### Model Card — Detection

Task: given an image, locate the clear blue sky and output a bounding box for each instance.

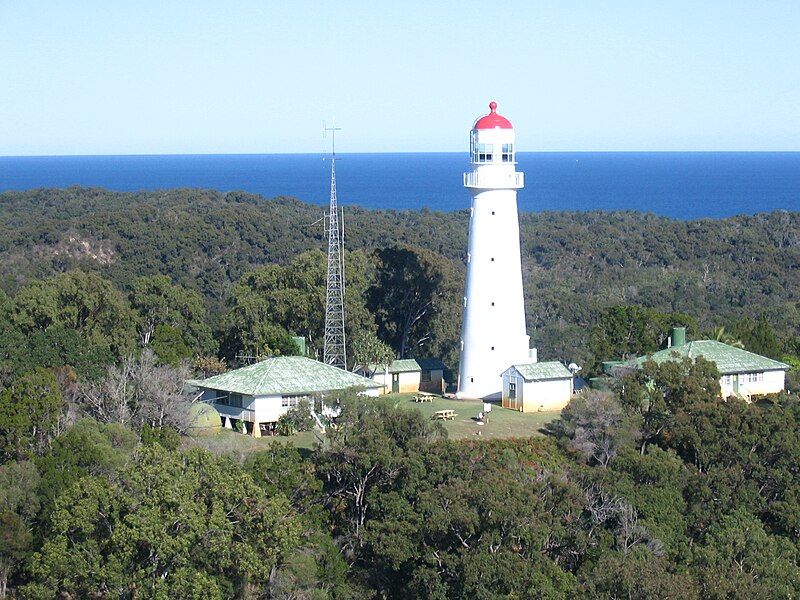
[2,1,798,155]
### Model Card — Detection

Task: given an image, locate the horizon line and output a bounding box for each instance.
[3,149,800,159]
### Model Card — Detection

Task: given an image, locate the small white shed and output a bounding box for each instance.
[501,361,573,412]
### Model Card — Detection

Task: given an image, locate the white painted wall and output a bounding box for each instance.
[458,124,530,400]
[522,378,573,412]
[501,368,573,412]
[397,371,421,393]
[206,386,380,427]
[362,368,427,394]
[253,394,287,423]
[720,369,786,398]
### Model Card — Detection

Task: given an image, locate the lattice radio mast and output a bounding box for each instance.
[323,121,347,369]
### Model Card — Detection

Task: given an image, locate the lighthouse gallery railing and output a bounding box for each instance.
[463,171,524,189]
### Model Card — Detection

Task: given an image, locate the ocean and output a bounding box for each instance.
[1,152,799,219]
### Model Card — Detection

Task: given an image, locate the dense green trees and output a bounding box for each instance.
[129,274,215,358]
[23,446,303,599]
[1,377,800,597]
[3,188,800,375]
[0,369,63,462]
[2,188,800,596]
[220,249,377,365]
[587,305,697,370]
[368,246,461,365]
[13,270,137,359]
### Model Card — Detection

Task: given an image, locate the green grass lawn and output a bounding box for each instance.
[183,428,321,455]
[185,394,561,454]
[387,393,561,440]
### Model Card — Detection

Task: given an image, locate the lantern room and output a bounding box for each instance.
[470,101,516,166]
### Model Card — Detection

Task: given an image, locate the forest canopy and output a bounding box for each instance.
[1,187,800,597]
[1,187,799,377]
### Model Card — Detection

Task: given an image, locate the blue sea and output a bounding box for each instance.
[1,152,799,219]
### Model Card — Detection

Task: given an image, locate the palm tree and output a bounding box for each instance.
[711,326,744,348]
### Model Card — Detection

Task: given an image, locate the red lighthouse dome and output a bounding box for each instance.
[473,101,513,130]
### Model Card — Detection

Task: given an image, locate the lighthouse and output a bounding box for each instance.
[457,101,534,400]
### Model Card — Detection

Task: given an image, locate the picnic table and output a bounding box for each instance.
[432,409,457,421]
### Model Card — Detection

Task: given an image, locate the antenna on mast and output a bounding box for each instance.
[322,120,347,370]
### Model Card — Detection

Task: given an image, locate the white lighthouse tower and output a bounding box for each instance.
[457,101,534,400]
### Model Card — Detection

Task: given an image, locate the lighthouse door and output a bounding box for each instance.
[507,379,520,411]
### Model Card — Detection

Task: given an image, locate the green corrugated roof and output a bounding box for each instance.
[365,359,421,373]
[629,340,790,374]
[388,359,421,373]
[511,361,573,380]
[198,356,382,396]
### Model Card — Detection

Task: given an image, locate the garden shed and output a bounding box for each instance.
[501,361,574,412]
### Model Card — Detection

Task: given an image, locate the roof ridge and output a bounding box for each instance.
[253,357,279,396]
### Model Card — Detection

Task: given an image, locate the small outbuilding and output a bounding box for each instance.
[501,361,574,412]
[417,358,447,394]
[197,356,381,436]
[355,358,447,395]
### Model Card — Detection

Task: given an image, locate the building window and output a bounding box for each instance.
[421,370,432,383]
[491,302,495,306]
[490,257,494,262]
[502,143,514,162]
[472,141,494,163]
[509,381,517,400]
[230,393,244,408]
[491,211,495,215]
[491,346,495,350]
[470,377,474,383]
[741,372,763,384]
[281,395,308,408]
[722,374,734,387]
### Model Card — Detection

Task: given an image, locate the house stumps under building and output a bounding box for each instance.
[196,356,381,436]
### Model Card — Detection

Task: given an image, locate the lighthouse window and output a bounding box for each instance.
[502,143,514,162]
[474,143,493,163]
[491,257,495,262]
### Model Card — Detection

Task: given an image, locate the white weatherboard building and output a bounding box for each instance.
[626,329,790,401]
[501,362,574,412]
[457,102,535,400]
[196,356,381,436]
